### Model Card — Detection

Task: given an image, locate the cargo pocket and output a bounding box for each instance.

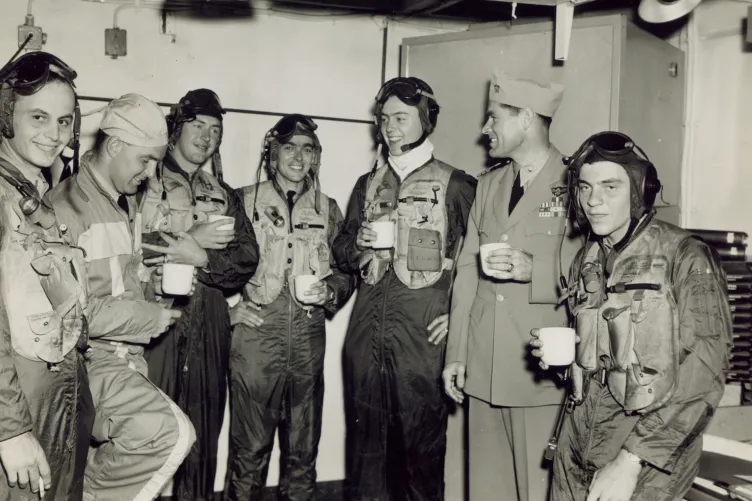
[28,312,64,363]
[602,295,634,370]
[407,228,442,272]
[574,306,600,370]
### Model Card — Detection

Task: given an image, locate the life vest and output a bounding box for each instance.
[241,181,331,308]
[359,159,453,290]
[141,160,230,234]
[0,165,87,364]
[569,219,687,414]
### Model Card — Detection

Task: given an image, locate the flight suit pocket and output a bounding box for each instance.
[574,306,599,370]
[602,295,634,370]
[407,228,442,272]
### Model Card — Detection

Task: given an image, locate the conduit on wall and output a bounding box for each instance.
[77,95,374,125]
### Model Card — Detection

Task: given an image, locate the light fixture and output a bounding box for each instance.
[638,0,703,24]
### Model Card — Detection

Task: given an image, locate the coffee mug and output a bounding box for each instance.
[537,327,577,366]
[162,263,195,296]
[295,275,320,304]
[208,214,234,231]
[370,220,395,249]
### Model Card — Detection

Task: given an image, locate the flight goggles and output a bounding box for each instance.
[272,114,318,142]
[567,131,651,170]
[0,51,77,90]
[375,78,436,106]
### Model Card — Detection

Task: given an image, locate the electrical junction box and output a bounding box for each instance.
[18,19,46,50]
[105,28,127,59]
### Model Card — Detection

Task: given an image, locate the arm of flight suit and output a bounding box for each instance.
[332,174,370,276]
[530,219,581,305]
[447,170,479,266]
[446,176,483,365]
[0,212,33,442]
[197,185,259,291]
[322,200,357,315]
[86,295,166,344]
[332,174,369,275]
[622,238,732,472]
[47,192,168,345]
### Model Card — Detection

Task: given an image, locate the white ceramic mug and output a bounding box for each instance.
[370,220,395,249]
[537,327,577,366]
[161,263,195,296]
[208,214,234,231]
[479,242,511,277]
[295,275,320,304]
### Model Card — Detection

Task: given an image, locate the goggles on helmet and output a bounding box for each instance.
[0,51,77,91]
[375,78,436,106]
[272,113,318,144]
[566,131,650,171]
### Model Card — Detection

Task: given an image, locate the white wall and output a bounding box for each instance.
[0,0,468,486]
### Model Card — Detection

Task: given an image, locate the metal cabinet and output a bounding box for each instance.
[402,13,685,225]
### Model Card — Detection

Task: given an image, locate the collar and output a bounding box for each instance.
[0,151,49,196]
[90,166,120,202]
[387,138,435,181]
[515,144,554,189]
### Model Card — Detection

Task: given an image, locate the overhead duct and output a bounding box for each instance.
[273,0,461,13]
[638,0,703,23]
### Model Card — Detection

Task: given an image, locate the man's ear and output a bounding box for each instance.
[105,136,123,159]
[521,107,535,131]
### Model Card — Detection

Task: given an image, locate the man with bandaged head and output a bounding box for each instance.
[529,132,732,501]
[443,72,580,501]
[223,114,355,500]
[49,93,197,501]
[332,77,477,500]
[140,88,259,501]
[0,50,94,501]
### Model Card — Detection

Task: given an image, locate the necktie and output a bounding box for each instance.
[286,190,297,211]
[508,171,524,215]
[117,194,129,216]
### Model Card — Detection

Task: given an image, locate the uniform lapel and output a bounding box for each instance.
[491,165,515,231]
[503,148,564,232]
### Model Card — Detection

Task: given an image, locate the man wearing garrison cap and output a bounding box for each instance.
[443,72,581,501]
[48,94,198,501]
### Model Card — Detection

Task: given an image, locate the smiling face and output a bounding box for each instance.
[481,102,526,159]
[6,80,75,169]
[274,134,315,186]
[578,160,633,244]
[379,95,424,157]
[173,114,221,166]
[107,138,167,195]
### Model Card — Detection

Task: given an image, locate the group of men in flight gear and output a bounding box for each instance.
[0,44,731,501]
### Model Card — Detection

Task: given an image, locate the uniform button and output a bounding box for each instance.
[193,215,198,220]
[496,294,504,302]
[547,230,552,235]
[501,234,508,242]
[288,243,292,249]
[287,258,292,264]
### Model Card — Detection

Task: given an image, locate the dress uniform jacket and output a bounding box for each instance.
[447,147,582,407]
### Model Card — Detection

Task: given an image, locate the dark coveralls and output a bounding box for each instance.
[552,222,733,501]
[143,154,260,501]
[225,183,356,501]
[332,163,477,501]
